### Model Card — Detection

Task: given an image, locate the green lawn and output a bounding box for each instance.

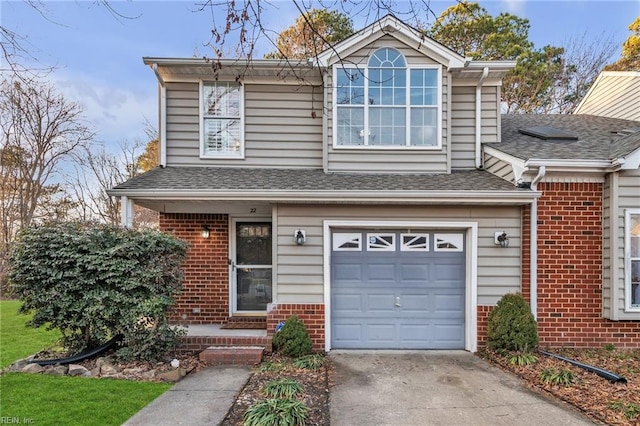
[0,373,171,426]
[0,300,61,368]
[0,300,171,425]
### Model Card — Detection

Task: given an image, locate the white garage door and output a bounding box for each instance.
[331,230,466,349]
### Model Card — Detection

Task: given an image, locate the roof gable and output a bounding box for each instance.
[574,71,640,121]
[316,15,466,68]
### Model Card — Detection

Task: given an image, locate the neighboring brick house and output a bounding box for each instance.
[109,15,640,352]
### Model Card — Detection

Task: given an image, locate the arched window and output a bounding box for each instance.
[335,48,440,148]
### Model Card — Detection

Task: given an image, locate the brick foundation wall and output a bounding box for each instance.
[160,213,229,324]
[476,306,492,348]
[267,304,325,351]
[520,182,640,348]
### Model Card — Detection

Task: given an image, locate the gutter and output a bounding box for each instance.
[152,63,167,167]
[530,165,546,320]
[475,67,489,169]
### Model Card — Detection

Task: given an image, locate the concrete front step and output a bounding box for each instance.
[199,346,265,366]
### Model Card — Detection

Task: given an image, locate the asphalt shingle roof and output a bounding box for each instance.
[491,114,640,161]
[111,167,521,193]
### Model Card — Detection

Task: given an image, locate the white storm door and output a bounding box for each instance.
[231,221,272,313]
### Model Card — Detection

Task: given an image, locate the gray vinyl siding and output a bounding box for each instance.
[608,169,640,319]
[484,153,515,184]
[274,204,522,305]
[576,73,640,121]
[165,82,323,167]
[326,36,449,173]
[450,85,500,170]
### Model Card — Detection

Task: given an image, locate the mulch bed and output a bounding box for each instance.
[482,348,640,425]
[220,354,330,426]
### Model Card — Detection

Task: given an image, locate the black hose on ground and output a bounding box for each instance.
[540,350,627,384]
[28,334,124,366]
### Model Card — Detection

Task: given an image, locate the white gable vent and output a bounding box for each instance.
[519,126,578,140]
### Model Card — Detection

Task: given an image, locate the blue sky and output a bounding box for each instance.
[1,0,638,148]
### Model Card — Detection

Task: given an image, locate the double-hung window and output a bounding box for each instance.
[334,47,440,148]
[200,81,244,158]
[626,210,640,311]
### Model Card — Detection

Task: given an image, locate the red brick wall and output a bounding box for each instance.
[267,304,325,351]
[160,213,230,324]
[477,306,492,347]
[519,182,640,348]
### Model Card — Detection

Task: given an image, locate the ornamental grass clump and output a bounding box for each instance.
[487,293,538,354]
[263,378,304,399]
[243,398,309,426]
[272,315,312,358]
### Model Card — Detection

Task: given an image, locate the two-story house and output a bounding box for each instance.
[109,15,640,353]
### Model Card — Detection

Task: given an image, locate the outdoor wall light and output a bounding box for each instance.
[201,225,210,239]
[495,231,509,248]
[294,229,306,245]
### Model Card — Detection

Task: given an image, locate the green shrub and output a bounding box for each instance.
[263,378,304,399]
[8,222,188,361]
[487,293,538,353]
[272,315,312,358]
[243,398,308,426]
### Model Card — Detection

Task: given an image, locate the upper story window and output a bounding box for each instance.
[626,210,640,311]
[200,81,244,158]
[334,48,441,149]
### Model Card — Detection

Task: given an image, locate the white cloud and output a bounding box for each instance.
[497,0,528,16]
[49,70,156,149]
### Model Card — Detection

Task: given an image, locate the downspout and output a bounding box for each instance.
[530,166,546,320]
[152,64,167,168]
[475,67,489,169]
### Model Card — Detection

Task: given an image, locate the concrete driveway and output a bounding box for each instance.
[329,351,595,426]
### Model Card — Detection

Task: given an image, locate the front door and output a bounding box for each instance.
[233,221,272,313]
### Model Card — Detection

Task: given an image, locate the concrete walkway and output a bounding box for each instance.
[122,366,251,426]
[329,351,595,426]
[123,351,596,426]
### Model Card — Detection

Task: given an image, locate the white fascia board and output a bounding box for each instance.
[106,189,538,204]
[457,60,517,70]
[142,57,309,68]
[316,15,465,68]
[524,158,611,170]
[483,146,527,170]
[143,57,318,84]
[615,147,640,170]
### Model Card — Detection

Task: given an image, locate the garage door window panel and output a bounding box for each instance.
[367,233,395,251]
[434,233,464,252]
[401,233,429,251]
[333,233,362,251]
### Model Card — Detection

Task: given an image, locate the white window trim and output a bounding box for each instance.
[331,61,442,151]
[199,80,245,159]
[624,209,640,312]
